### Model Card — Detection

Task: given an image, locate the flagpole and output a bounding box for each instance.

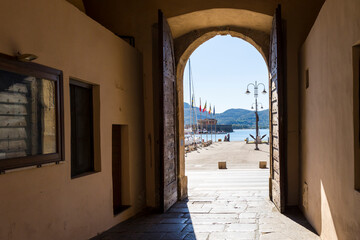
[203,100,207,143]
[199,110,201,147]
[192,99,196,148]
[193,103,196,147]
[206,111,208,142]
[210,105,212,142]
[211,119,213,142]
[194,104,197,148]
[206,113,210,141]
[199,98,202,147]
[215,118,217,142]
[215,108,217,143]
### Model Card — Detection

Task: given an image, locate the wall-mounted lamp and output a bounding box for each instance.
[16,52,38,62]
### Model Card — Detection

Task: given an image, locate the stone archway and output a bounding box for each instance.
[171,23,271,199]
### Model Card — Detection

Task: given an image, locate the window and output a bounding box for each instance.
[0,54,64,171]
[70,79,99,178]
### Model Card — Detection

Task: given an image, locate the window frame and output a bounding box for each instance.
[69,78,96,178]
[0,53,64,171]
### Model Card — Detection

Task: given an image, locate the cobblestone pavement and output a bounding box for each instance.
[92,142,319,240]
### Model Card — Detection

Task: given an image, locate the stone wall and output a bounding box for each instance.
[300,0,360,238]
[0,0,145,239]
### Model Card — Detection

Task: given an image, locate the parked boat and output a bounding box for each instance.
[184,135,202,146]
[198,129,208,134]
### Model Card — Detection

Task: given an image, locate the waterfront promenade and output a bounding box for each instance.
[186,141,269,170]
[92,142,319,240]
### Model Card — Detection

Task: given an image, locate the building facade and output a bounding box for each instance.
[0,0,359,239]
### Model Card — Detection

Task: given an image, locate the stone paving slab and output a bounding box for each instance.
[91,142,319,240]
[184,233,209,240]
[160,218,189,224]
[94,232,166,240]
[225,223,258,232]
[184,224,226,233]
[208,231,256,240]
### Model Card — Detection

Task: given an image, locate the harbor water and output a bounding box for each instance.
[194,129,269,142]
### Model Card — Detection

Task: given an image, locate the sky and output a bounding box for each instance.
[183,35,269,114]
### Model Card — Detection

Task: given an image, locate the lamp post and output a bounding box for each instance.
[246,81,267,150]
[251,103,264,110]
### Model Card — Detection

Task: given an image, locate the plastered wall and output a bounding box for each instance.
[0,0,145,239]
[84,0,325,207]
[300,0,360,238]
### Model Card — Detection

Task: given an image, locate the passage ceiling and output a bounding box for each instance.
[168,8,273,39]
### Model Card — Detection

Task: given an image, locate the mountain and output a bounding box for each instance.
[184,102,269,129]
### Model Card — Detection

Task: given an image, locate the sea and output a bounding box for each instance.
[195,129,270,142]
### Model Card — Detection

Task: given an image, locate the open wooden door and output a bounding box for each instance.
[158,10,178,212]
[269,5,286,213]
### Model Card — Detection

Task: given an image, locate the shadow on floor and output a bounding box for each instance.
[284,207,318,235]
[91,200,196,240]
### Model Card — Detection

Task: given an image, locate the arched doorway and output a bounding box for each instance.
[175,29,269,199]
[157,6,285,212]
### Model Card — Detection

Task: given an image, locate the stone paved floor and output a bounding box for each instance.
[92,142,319,240]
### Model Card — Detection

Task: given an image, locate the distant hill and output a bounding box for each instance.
[184,102,269,129]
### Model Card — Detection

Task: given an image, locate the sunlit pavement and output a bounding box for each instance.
[92,142,319,240]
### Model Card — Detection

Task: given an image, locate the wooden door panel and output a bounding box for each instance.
[271,179,281,209]
[269,5,286,213]
[273,136,279,149]
[272,104,278,114]
[274,169,280,182]
[159,10,178,212]
[272,114,278,125]
[272,125,279,135]
[273,148,279,160]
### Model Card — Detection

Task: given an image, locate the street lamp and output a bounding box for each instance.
[251,102,264,110]
[246,81,267,150]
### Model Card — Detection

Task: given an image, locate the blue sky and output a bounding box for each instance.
[183,35,269,114]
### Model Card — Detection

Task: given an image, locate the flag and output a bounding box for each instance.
[209,104,211,114]
[191,94,194,108]
[213,105,215,116]
[199,98,202,112]
[203,101,207,112]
